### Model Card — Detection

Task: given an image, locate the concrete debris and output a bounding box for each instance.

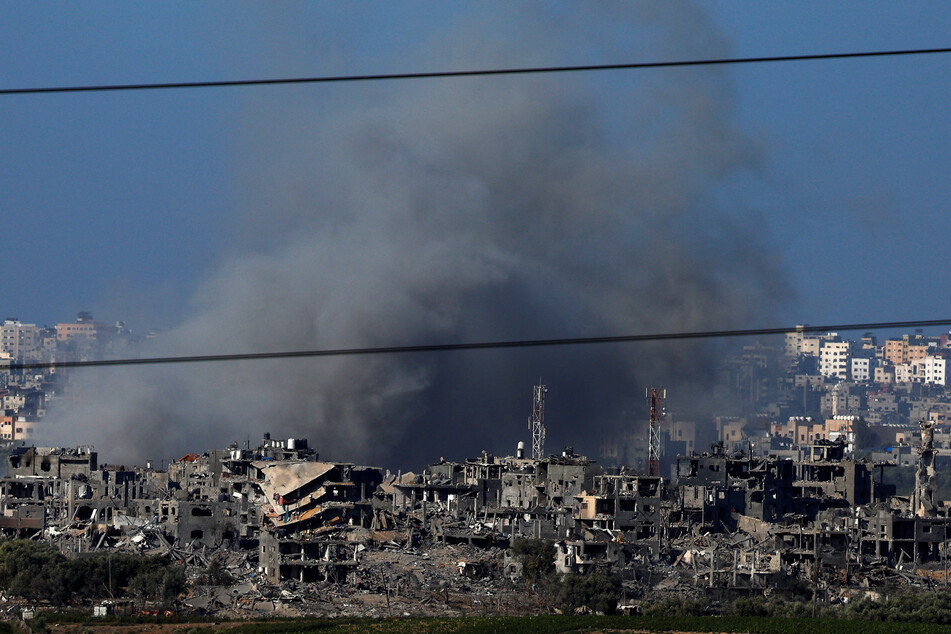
[1,431,951,617]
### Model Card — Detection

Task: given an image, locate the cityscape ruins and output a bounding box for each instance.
[4,317,951,616]
[0,417,949,617]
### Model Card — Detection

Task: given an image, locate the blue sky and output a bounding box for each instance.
[4,2,951,463]
[2,1,950,332]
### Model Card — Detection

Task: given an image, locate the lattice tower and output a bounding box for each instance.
[529,382,547,460]
[647,387,666,477]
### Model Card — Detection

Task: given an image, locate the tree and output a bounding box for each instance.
[129,557,186,602]
[0,540,186,605]
[512,539,555,585]
[0,540,72,604]
[556,573,621,615]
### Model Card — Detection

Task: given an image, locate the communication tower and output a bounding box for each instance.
[647,387,666,477]
[529,382,548,460]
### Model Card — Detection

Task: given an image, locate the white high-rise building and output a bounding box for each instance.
[922,356,948,386]
[820,341,850,380]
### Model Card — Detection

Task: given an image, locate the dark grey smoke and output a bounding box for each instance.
[45,4,790,468]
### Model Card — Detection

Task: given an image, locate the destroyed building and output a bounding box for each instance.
[0,414,949,613]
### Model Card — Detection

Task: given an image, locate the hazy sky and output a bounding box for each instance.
[2,2,951,464]
[2,3,949,330]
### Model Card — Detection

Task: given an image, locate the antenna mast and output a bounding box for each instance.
[647,387,666,476]
[529,382,548,460]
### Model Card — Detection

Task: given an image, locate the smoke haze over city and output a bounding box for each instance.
[35,5,787,466]
[4,4,951,466]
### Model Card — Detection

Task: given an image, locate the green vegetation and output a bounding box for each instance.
[512,539,622,615]
[511,538,554,584]
[642,596,713,617]
[25,595,951,634]
[731,595,812,619]
[845,592,951,625]
[555,572,622,615]
[0,539,185,605]
[91,614,951,634]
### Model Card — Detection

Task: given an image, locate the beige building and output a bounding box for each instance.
[669,419,709,455]
[874,365,895,384]
[801,337,823,357]
[894,363,914,383]
[824,415,863,453]
[55,321,96,342]
[0,320,41,360]
[0,416,36,442]
[771,417,822,445]
[718,418,746,446]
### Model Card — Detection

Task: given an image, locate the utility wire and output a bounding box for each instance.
[7,318,951,372]
[2,46,951,96]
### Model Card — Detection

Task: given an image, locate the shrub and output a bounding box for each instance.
[129,557,187,602]
[642,596,710,618]
[0,540,186,604]
[556,573,622,615]
[0,540,71,604]
[512,539,555,585]
[732,596,769,617]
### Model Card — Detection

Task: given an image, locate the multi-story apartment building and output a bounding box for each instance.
[55,320,96,342]
[785,326,814,357]
[884,334,931,366]
[786,328,842,359]
[820,340,850,380]
[874,364,895,384]
[824,415,863,453]
[801,337,822,358]
[884,339,903,365]
[771,416,823,445]
[0,415,36,441]
[895,363,914,383]
[851,356,876,382]
[0,319,41,361]
[921,355,948,386]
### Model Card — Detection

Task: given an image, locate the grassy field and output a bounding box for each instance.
[30,614,951,634]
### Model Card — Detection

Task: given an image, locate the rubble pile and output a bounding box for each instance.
[1,426,950,617]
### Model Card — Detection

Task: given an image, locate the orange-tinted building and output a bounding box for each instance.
[55,321,96,342]
[884,334,931,365]
[0,416,36,441]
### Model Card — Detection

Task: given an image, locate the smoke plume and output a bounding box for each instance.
[46,4,790,468]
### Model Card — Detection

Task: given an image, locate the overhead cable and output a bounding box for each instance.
[7,318,951,372]
[2,46,950,96]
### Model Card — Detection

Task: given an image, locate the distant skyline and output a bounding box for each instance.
[2,3,950,333]
[3,3,951,465]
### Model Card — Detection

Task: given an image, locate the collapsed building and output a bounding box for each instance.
[0,415,949,608]
[0,435,382,584]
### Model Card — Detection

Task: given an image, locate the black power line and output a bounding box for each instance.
[3,46,950,96]
[7,318,951,372]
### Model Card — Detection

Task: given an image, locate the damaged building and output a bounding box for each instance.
[0,414,949,611]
